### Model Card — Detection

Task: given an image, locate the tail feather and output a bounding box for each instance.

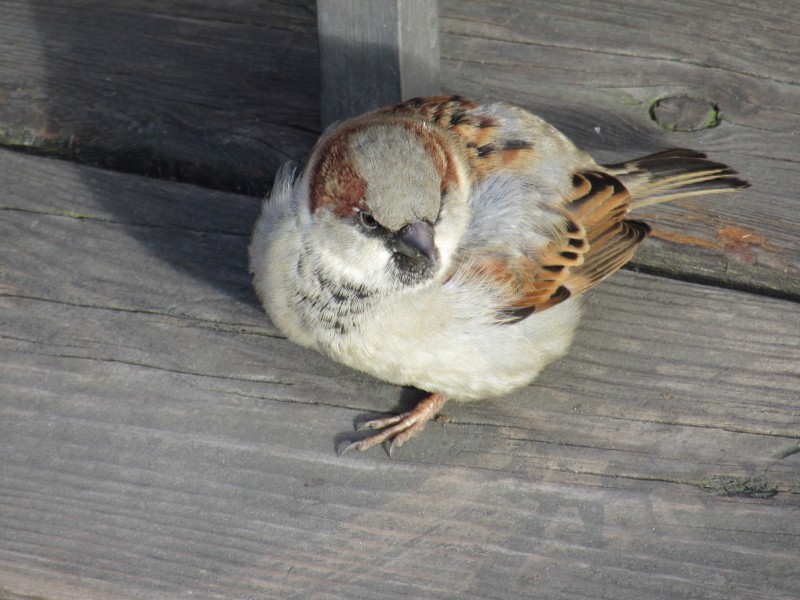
[603,148,750,210]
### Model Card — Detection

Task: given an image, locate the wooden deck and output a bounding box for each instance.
[1,1,798,598]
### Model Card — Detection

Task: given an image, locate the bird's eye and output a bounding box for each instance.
[358,211,378,230]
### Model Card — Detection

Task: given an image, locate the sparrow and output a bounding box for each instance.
[249,95,748,454]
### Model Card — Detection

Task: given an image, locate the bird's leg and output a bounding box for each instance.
[341,392,448,455]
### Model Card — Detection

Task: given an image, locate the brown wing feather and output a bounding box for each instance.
[477,170,649,321]
[560,171,649,296]
[389,98,646,319]
[381,98,746,322]
[480,166,650,322]
[604,148,750,209]
[469,212,592,322]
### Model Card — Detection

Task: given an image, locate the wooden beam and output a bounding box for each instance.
[317,0,440,126]
[1,148,798,600]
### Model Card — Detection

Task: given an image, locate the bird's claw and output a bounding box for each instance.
[339,392,448,456]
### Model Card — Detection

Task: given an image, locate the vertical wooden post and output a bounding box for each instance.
[317,0,440,127]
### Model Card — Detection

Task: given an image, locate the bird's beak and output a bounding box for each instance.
[391,220,437,264]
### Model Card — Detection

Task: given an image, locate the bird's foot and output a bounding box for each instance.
[341,392,447,456]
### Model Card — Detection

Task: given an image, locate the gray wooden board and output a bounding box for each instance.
[1,0,797,300]
[0,0,321,196]
[1,150,798,599]
[317,0,440,126]
[439,0,800,298]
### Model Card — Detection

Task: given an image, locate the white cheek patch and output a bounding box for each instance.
[311,218,394,289]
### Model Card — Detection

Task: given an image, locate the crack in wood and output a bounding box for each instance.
[0,203,252,237]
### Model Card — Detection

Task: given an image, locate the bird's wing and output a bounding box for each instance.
[461,169,648,322]
[381,96,648,320]
[381,96,745,322]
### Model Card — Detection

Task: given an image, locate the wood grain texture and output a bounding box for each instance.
[0,0,320,196]
[317,0,440,126]
[439,0,800,298]
[1,0,796,300]
[1,2,799,598]
[1,149,798,599]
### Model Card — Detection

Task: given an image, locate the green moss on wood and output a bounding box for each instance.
[648,95,721,132]
[698,475,778,499]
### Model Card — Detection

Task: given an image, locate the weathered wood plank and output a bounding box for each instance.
[2,356,797,599]
[0,0,320,196]
[439,0,800,298]
[317,0,440,126]
[1,150,797,598]
[441,0,799,157]
[1,146,798,440]
[1,0,797,298]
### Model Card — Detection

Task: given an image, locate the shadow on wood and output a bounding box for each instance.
[318,0,440,126]
[9,0,321,195]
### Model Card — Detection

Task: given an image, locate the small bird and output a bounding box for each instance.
[249,95,748,454]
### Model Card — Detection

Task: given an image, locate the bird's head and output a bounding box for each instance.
[288,115,473,292]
